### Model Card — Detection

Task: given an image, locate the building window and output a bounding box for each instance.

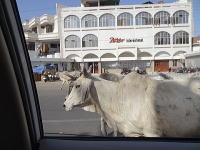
[50,43,58,48]
[173,10,189,24]
[82,34,98,47]
[65,35,81,48]
[31,27,37,33]
[155,31,170,45]
[117,12,133,26]
[46,24,53,33]
[99,13,115,27]
[154,11,170,25]
[64,15,80,28]
[27,42,35,50]
[173,31,189,44]
[173,60,178,67]
[135,12,152,25]
[82,14,97,28]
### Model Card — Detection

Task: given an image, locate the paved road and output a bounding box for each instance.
[36,81,102,136]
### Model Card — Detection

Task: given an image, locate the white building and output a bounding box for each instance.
[185,36,200,67]
[23,0,193,73]
[23,14,70,71]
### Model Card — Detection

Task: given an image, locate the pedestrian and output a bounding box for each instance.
[169,67,171,72]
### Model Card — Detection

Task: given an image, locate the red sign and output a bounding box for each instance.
[109,37,125,43]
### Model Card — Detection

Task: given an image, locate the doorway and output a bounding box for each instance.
[87,62,98,73]
[154,60,169,72]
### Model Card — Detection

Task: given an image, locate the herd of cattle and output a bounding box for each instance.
[56,69,200,138]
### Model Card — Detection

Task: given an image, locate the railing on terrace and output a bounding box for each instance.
[28,17,40,27]
[61,2,191,12]
[40,14,54,24]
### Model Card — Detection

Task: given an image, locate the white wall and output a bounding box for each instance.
[186,55,200,67]
[193,45,200,52]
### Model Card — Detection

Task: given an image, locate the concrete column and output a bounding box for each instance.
[58,63,63,71]
[67,63,72,71]
[169,60,173,68]
[150,60,155,73]
[80,62,84,71]
[93,62,95,73]
[98,62,102,74]
[35,41,42,57]
[37,25,41,34]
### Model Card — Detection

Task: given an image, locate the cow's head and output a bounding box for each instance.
[63,68,92,111]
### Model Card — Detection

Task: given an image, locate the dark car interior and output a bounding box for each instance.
[1,0,200,150]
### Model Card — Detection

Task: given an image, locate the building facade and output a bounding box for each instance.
[23,0,193,73]
[23,14,70,71]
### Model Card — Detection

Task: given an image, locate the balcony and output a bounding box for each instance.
[29,17,40,28]
[38,52,61,58]
[38,32,59,40]
[46,53,61,58]
[54,53,61,58]
[24,32,38,40]
[40,14,54,25]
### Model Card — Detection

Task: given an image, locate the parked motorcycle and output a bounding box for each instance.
[121,68,131,75]
[42,72,59,82]
[42,74,48,82]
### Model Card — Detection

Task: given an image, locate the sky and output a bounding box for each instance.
[16,0,200,36]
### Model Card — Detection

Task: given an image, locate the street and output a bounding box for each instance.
[36,81,102,136]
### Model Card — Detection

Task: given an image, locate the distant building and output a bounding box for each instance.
[185,36,200,67]
[23,0,194,72]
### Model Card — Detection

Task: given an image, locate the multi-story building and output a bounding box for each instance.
[24,0,193,73]
[23,13,70,71]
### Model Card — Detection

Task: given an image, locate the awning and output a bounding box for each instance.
[32,65,57,74]
[30,58,73,62]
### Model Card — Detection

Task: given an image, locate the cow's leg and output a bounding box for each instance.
[143,128,161,137]
[112,122,118,137]
[113,127,118,137]
[100,117,107,136]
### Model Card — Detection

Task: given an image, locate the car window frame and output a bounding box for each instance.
[2,0,200,149]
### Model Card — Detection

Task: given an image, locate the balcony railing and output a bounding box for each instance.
[40,14,54,25]
[29,17,40,27]
[38,32,59,40]
[38,51,60,58]
[24,32,38,40]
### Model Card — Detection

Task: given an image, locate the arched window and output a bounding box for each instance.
[65,35,81,48]
[173,31,189,44]
[173,10,189,24]
[117,12,133,26]
[136,12,152,25]
[99,13,115,27]
[82,34,98,47]
[82,14,97,28]
[155,31,170,45]
[64,15,80,28]
[154,11,170,25]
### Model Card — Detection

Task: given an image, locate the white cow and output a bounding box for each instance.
[64,69,200,137]
[64,72,123,136]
